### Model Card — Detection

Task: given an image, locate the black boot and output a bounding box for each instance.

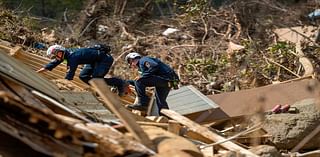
[118,81,130,97]
[126,103,148,111]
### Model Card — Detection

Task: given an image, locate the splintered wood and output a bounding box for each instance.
[0,77,154,156]
[89,79,155,150]
[161,109,259,157]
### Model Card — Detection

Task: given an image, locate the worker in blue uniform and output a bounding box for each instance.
[125,52,179,113]
[37,44,128,96]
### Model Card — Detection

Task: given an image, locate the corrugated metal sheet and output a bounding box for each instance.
[61,91,116,122]
[151,85,219,116]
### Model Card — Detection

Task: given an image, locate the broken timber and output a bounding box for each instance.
[141,125,203,157]
[161,109,258,157]
[89,78,155,150]
[0,87,154,156]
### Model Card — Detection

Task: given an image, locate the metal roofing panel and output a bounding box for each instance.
[61,91,117,121]
[151,85,219,116]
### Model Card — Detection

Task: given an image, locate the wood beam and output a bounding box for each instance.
[89,79,155,150]
[161,109,258,157]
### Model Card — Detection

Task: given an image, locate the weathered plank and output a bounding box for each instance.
[161,109,258,157]
[2,79,49,109]
[0,130,47,157]
[167,120,182,135]
[0,90,154,156]
[147,90,155,116]
[89,79,154,149]
[31,90,91,122]
[142,125,203,157]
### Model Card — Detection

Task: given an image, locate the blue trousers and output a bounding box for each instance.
[134,76,171,111]
[104,77,126,89]
[79,54,113,84]
[79,64,125,88]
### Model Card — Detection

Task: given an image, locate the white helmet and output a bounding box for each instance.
[125,52,142,64]
[46,45,66,57]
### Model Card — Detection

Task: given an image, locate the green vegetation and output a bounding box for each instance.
[184,39,299,90]
[0,0,84,18]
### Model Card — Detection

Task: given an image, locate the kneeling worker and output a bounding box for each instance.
[37,44,128,96]
[125,52,179,114]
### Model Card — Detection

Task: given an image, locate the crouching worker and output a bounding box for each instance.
[37,44,129,96]
[125,52,179,114]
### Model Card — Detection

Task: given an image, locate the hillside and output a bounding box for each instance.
[1,0,319,94]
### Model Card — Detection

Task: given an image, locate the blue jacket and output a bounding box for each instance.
[137,56,179,81]
[44,48,113,80]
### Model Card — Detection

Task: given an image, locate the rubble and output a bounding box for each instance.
[1,1,320,156]
[1,40,320,156]
[249,145,281,157]
[263,99,320,150]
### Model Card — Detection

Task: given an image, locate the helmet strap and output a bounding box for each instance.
[56,51,65,61]
[130,58,139,68]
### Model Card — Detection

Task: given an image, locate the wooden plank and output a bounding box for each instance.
[147,90,155,116]
[19,54,82,77]
[2,79,48,109]
[9,46,22,56]
[0,93,84,156]
[15,49,75,73]
[17,56,88,89]
[0,44,12,51]
[161,109,258,157]
[136,121,168,129]
[89,79,154,149]
[0,130,47,157]
[235,134,271,145]
[11,47,88,89]
[167,120,182,135]
[132,113,154,122]
[0,51,92,121]
[0,91,154,156]
[31,90,91,122]
[142,125,203,157]
[184,130,213,143]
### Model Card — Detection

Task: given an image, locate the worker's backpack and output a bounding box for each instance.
[90,44,111,54]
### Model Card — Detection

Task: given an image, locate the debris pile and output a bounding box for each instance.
[1,43,320,157]
[1,1,320,156]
